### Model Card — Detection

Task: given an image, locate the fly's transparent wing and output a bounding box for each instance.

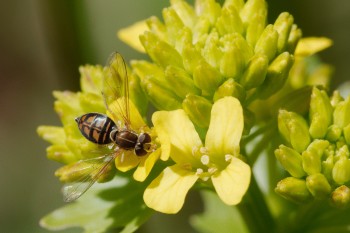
[102,52,131,128]
[62,152,119,202]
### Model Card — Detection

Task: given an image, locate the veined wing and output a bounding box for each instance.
[62,152,119,202]
[102,52,131,128]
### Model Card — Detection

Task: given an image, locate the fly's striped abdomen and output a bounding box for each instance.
[75,113,116,145]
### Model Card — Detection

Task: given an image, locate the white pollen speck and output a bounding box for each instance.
[196,168,203,175]
[208,167,218,174]
[225,154,233,162]
[192,146,198,156]
[200,147,208,154]
[201,155,210,165]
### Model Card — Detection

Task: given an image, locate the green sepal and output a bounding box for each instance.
[182,94,212,128]
[275,177,311,204]
[213,79,246,102]
[219,34,253,79]
[78,92,105,113]
[145,16,167,42]
[37,126,66,145]
[343,124,350,145]
[306,173,331,199]
[302,139,329,175]
[245,11,267,48]
[331,185,350,208]
[202,31,222,69]
[333,158,350,185]
[162,7,184,46]
[195,0,221,26]
[322,153,334,182]
[215,5,243,36]
[333,96,350,129]
[53,91,83,125]
[140,31,183,69]
[240,0,267,29]
[170,0,196,29]
[128,72,149,118]
[164,65,200,99]
[254,24,278,61]
[273,12,294,54]
[278,109,311,153]
[239,54,268,90]
[193,59,223,97]
[326,124,342,142]
[275,145,306,178]
[182,43,204,73]
[286,24,302,54]
[140,76,182,111]
[79,65,104,95]
[309,87,333,139]
[256,52,294,99]
[223,0,245,10]
[46,145,77,164]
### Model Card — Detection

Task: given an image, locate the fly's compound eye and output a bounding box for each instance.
[134,133,153,156]
[137,133,151,144]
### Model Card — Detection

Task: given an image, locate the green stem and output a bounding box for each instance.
[237,174,275,233]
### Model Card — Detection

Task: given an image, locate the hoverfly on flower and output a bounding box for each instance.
[62,52,154,202]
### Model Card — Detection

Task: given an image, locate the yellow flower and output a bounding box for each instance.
[144,97,251,213]
[108,98,161,182]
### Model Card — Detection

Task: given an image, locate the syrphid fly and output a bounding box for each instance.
[62,52,153,202]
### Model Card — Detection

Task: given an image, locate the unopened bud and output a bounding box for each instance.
[309,87,333,139]
[331,185,350,208]
[275,177,311,204]
[273,12,294,54]
[216,5,243,36]
[275,145,305,178]
[302,139,329,175]
[256,52,294,99]
[239,54,268,90]
[193,60,224,97]
[140,31,183,68]
[333,96,350,129]
[254,25,278,61]
[213,79,246,102]
[165,65,200,99]
[326,125,342,142]
[182,94,212,128]
[278,109,310,153]
[141,76,182,110]
[332,158,350,185]
[306,173,331,199]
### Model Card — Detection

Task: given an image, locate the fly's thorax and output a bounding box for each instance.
[112,130,138,150]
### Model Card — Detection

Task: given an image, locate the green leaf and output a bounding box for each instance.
[190,190,248,233]
[40,176,154,233]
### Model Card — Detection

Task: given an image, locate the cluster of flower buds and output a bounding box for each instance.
[275,87,350,207]
[121,0,300,130]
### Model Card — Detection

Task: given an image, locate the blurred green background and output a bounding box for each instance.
[0,1,349,232]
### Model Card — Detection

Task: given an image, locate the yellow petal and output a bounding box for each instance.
[295,37,333,57]
[108,98,146,131]
[133,149,161,182]
[152,110,203,165]
[211,157,251,205]
[143,164,199,214]
[115,150,139,172]
[206,97,244,159]
[117,20,147,53]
